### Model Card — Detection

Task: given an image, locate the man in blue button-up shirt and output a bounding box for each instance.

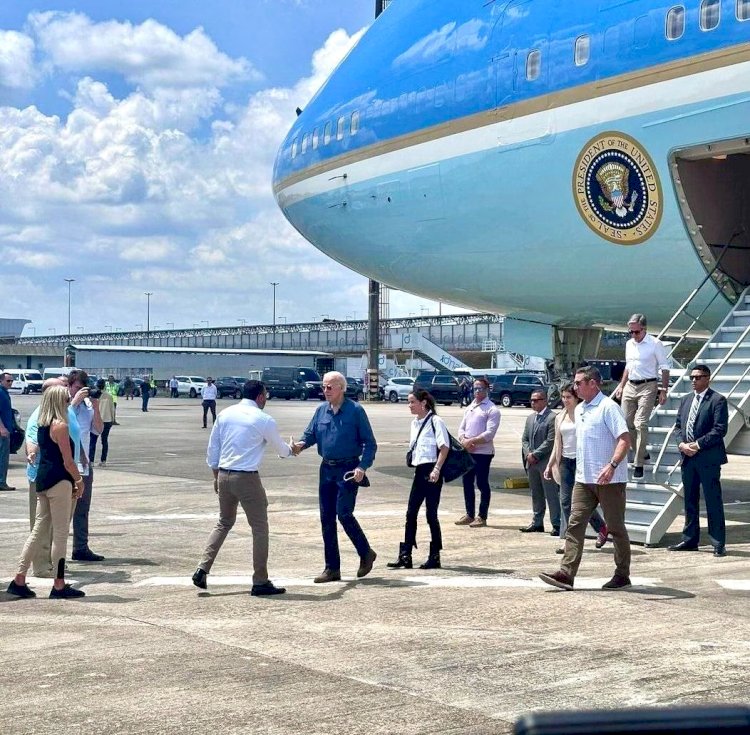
[295,371,377,583]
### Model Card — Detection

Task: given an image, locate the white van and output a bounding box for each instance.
[42,367,74,381]
[5,369,44,394]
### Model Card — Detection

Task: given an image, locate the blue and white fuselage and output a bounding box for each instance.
[273,0,750,329]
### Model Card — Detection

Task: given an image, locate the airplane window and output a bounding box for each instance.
[700,0,720,30]
[666,6,685,39]
[312,128,319,149]
[526,49,541,81]
[324,121,332,145]
[738,0,750,21]
[351,111,360,135]
[301,133,309,155]
[336,116,347,141]
[574,35,590,66]
[291,138,298,159]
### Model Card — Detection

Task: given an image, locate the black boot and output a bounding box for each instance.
[419,542,441,570]
[386,542,413,569]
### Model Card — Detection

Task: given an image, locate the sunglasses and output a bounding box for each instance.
[629,329,643,335]
[689,374,708,380]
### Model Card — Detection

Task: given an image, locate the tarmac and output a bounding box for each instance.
[1,394,749,734]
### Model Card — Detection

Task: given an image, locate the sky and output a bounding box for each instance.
[0,0,462,337]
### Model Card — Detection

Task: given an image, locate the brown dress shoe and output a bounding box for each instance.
[357,549,377,578]
[469,516,486,528]
[454,514,474,525]
[538,570,574,590]
[314,569,341,584]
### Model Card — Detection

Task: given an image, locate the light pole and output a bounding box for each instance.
[166,322,174,329]
[145,292,153,335]
[270,281,279,346]
[278,316,287,324]
[64,278,75,337]
[76,326,84,334]
[135,323,143,331]
[49,327,56,335]
[200,320,209,328]
[238,318,247,326]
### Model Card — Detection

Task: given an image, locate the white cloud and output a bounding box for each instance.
[30,11,258,90]
[0,30,36,90]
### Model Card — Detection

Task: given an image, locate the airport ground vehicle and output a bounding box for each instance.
[413,371,460,405]
[383,376,415,403]
[489,373,549,408]
[215,377,246,399]
[262,367,322,400]
[175,376,207,398]
[5,369,44,394]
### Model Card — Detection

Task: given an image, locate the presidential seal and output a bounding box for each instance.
[573,132,662,245]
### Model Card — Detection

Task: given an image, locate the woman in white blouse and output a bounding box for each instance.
[388,389,450,570]
[544,382,607,553]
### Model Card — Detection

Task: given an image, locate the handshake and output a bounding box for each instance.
[289,438,306,456]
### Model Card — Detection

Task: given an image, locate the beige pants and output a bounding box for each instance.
[198,471,270,585]
[621,381,658,467]
[28,481,54,577]
[18,480,74,578]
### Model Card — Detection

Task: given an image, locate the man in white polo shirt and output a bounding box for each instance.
[540,365,631,591]
[613,313,670,479]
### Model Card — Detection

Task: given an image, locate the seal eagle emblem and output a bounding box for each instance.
[573,132,662,245]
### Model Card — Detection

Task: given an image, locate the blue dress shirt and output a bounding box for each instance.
[301,399,377,470]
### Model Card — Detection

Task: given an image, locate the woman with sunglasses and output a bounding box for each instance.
[455,377,500,527]
[544,382,608,553]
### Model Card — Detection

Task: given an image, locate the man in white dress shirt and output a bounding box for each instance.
[613,313,670,479]
[192,380,292,596]
[201,376,218,428]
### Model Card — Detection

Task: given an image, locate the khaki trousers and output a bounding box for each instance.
[18,480,74,578]
[621,381,658,467]
[199,471,270,585]
[560,482,630,579]
[28,481,54,577]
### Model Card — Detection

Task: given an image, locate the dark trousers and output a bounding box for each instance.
[88,423,113,463]
[462,453,493,519]
[202,400,217,427]
[73,467,94,554]
[141,392,150,411]
[170,387,178,398]
[404,463,443,549]
[528,458,561,529]
[319,461,370,571]
[681,459,726,547]
[559,457,604,539]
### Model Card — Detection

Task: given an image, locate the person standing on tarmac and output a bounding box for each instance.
[105,375,120,425]
[201,378,218,428]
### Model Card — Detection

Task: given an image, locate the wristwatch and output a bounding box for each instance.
[609,460,619,469]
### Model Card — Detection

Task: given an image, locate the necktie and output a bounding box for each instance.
[686,394,700,442]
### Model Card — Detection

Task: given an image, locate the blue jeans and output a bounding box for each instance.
[73,466,94,553]
[559,457,604,539]
[319,461,370,571]
[0,434,9,486]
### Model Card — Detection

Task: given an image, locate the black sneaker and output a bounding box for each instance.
[49,584,86,599]
[7,580,36,598]
[633,466,644,480]
[192,568,207,589]
[250,581,286,596]
[72,549,105,562]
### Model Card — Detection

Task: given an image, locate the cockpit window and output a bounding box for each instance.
[666,6,685,39]
[574,35,590,66]
[700,0,720,30]
[324,121,332,145]
[526,49,541,81]
[738,0,750,21]
[291,137,298,159]
[336,115,347,141]
[312,128,319,149]
[351,111,360,135]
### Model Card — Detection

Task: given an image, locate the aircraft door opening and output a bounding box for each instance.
[672,137,750,299]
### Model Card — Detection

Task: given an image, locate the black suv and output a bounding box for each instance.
[489,373,548,408]
[413,371,460,405]
[345,377,365,401]
[262,366,323,400]
[215,376,246,399]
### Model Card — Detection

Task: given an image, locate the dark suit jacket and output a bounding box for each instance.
[522,408,556,468]
[674,387,728,466]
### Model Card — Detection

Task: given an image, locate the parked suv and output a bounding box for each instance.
[262,366,323,400]
[175,376,207,398]
[383,376,415,403]
[489,373,549,408]
[413,371,460,405]
[345,377,365,401]
[215,376,246,399]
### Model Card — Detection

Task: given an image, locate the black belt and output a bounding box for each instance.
[219,468,258,474]
[322,457,359,466]
[629,378,657,385]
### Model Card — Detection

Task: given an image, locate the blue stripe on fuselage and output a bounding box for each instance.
[273,0,750,186]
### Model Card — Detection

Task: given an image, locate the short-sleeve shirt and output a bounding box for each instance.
[410,413,449,466]
[574,391,629,484]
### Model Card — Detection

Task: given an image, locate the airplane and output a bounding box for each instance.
[273,0,750,364]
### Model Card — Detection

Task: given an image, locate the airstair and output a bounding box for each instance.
[625,284,750,545]
[399,332,471,372]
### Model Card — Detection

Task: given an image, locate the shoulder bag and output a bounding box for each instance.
[406,413,433,467]
[431,417,476,483]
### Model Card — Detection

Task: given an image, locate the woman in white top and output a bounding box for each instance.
[388,389,450,570]
[544,382,607,553]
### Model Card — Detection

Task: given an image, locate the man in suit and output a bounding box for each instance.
[669,363,728,557]
[520,389,560,535]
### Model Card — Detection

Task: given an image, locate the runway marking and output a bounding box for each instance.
[716,580,750,591]
[104,513,217,521]
[288,508,529,518]
[133,574,663,590]
[0,518,27,523]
